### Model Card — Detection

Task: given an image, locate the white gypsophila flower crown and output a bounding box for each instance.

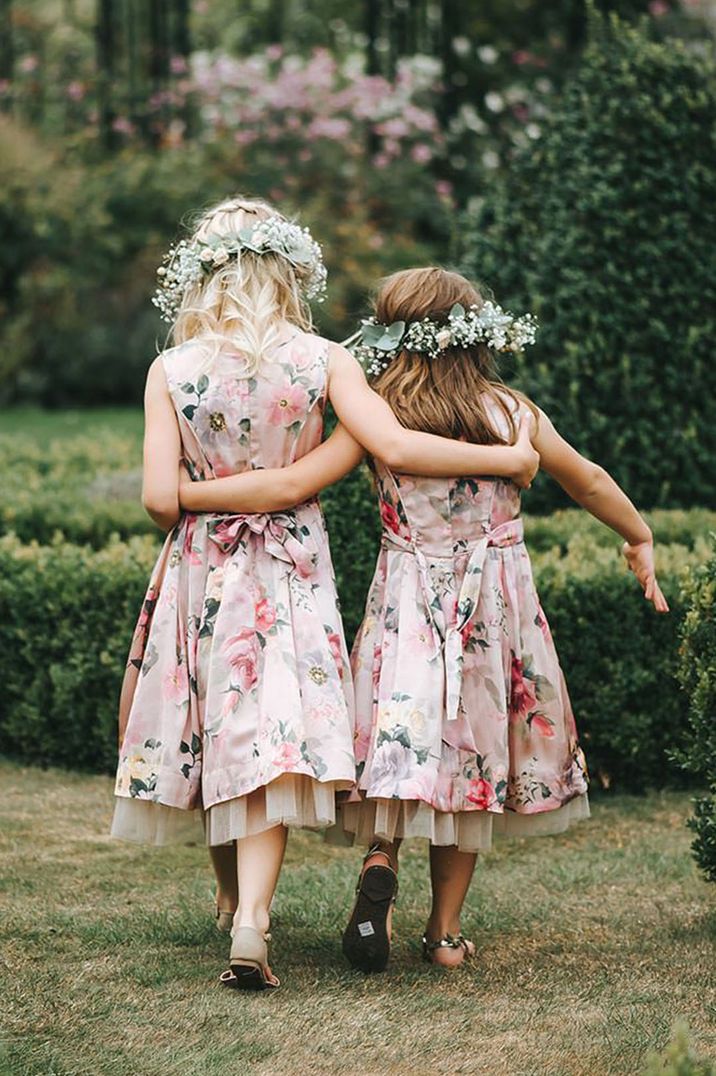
[349,301,538,377]
[152,215,328,322]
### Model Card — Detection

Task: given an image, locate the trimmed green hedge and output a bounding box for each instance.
[0,528,703,791]
[678,541,716,882]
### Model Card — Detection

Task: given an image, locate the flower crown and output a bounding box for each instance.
[350,300,538,377]
[152,215,327,322]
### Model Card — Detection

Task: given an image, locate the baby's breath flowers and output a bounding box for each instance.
[351,301,538,377]
[152,216,327,323]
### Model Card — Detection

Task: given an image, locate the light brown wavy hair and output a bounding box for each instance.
[371,267,537,445]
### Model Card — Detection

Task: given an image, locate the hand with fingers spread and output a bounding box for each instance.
[511,412,540,490]
[622,540,670,613]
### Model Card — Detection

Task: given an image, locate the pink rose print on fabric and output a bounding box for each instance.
[182,516,202,566]
[535,606,553,644]
[267,383,309,427]
[255,598,277,633]
[223,628,258,692]
[380,500,402,536]
[528,713,556,738]
[163,661,189,704]
[327,631,344,673]
[510,655,537,718]
[466,777,495,809]
[273,742,302,770]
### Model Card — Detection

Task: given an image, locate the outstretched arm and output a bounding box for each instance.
[142,357,182,531]
[532,408,668,612]
[327,344,539,486]
[180,423,365,514]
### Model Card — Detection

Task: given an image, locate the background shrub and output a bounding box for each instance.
[0,534,156,774]
[460,12,716,513]
[678,540,716,882]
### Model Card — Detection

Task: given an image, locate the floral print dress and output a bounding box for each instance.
[111,331,356,846]
[343,400,589,853]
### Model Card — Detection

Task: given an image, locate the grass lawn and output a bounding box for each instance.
[0,762,714,1075]
[0,407,143,444]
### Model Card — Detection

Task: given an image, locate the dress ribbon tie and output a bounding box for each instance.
[381,517,524,721]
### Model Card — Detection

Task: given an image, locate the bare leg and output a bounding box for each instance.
[209,843,238,914]
[425,844,477,967]
[235,824,288,937]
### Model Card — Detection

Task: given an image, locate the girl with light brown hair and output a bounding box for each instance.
[112,206,539,991]
[185,263,667,976]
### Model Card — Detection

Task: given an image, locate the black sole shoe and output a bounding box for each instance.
[342,864,398,973]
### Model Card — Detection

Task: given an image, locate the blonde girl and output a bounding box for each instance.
[112,206,538,990]
[181,265,667,975]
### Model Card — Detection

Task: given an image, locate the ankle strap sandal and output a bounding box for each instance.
[422,933,474,962]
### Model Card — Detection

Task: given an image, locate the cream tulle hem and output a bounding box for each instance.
[110,774,350,847]
[332,793,590,854]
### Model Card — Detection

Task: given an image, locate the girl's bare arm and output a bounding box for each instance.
[180,424,364,513]
[326,343,539,484]
[532,409,668,612]
[142,358,182,531]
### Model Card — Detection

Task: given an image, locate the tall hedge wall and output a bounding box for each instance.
[460,13,716,513]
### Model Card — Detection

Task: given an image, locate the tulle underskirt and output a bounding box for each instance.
[331,792,591,854]
[110,773,349,847]
[111,778,589,853]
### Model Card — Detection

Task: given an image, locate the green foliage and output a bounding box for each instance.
[678,538,716,882]
[642,1022,716,1076]
[0,534,157,774]
[460,12,716,512]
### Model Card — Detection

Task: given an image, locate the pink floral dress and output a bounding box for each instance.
[343,401,589,853]
[111,332,356,846]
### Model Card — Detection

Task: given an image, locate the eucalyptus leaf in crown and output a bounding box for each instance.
[352,301,538,377]
[152,216,327,323]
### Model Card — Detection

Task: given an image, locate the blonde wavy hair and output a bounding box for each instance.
[169,196,314,373]
[372,267,538,445]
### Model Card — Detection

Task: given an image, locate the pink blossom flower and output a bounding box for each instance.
[19,55,38,74]
[273,742,301,770]
[466,777,494,809]
[223,629,258,692]
[170,55,188,75]
[411,143,433,164]
[163,661,189,704]
[530,713,555,737]
[380,501,401,536]
[266,44,284,61]
[327,631,343,669]
[267,383,309,427]
[66,81,85,101]
[649,0,669,14]
[435,179,453,199]
[510,656,537,718]
[353,725,372,761]
[255,598,277,633]
[112,116,135,136]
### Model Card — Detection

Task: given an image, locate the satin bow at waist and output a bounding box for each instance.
[381,517,524,721]
[206,505,320,578]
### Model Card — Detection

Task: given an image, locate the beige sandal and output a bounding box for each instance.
[219,927,280,991]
